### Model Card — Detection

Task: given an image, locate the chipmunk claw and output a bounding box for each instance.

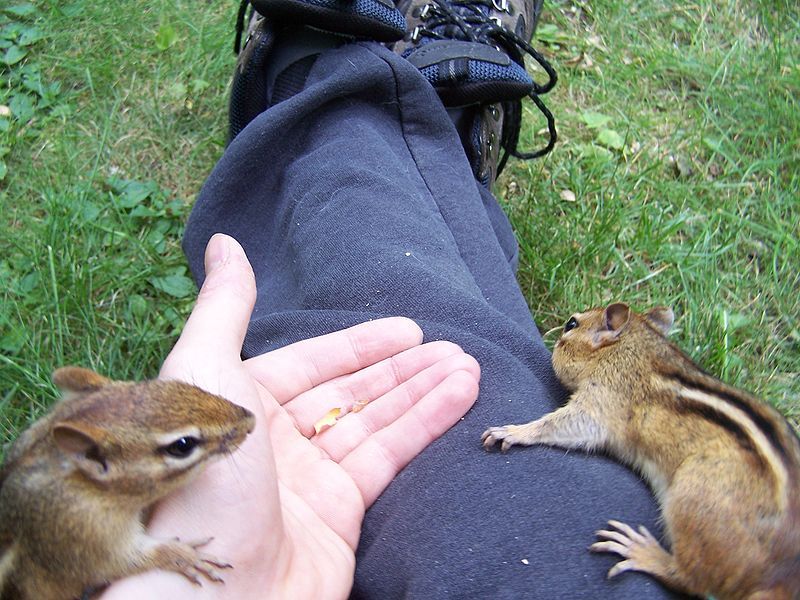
[591,520,672,580]
[481,427,507,451]
[481,425,530,451]
[194,563,226,584]
[157,536,232,586]
[183,568,203,586]
[606,559,636,578]
[179,552,230,585]
[187,541,232,569]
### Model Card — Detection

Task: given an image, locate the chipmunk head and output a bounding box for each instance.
[50,367,255,500]
[552,303,674,389]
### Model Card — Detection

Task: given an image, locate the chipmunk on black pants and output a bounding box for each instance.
[484,303,800,600]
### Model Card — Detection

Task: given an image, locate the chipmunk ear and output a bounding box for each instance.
[52,422,110,481]
[592,303,631,349]
[645,306,674,335]
[52,367,111,399]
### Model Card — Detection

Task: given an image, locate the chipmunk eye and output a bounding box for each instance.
[162,436,200,458]
[563,316,579,333]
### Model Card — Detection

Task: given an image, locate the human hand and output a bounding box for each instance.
[102,233,480,598]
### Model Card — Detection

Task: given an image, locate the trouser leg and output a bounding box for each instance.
[184,41,678,599]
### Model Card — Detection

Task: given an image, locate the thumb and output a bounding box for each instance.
[162,234,256,374]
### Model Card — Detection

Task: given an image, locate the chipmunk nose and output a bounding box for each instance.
[240,407,256,433]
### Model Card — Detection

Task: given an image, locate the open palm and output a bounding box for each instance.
[103,234,480,599]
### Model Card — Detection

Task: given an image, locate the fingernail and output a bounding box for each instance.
[205,233,231,274]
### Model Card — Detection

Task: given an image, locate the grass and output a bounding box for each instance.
[0,1,233,440]
[0,0,798,446]
[505,0,799,420]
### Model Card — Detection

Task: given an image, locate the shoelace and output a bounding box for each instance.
[233,0,556,165]
[409,0,557,163]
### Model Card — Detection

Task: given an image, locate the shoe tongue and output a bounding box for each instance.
[397,0,536,106]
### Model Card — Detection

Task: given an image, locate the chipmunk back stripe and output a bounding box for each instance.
[673,400,763,465]
[668,370,797,468]
[670,382,789,507]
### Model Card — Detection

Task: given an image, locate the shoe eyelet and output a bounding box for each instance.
[420,4,432,19]
[411,26,422,42]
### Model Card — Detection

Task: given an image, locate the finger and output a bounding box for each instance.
[286,341,468,436]
[244,317,424,403]
[161,234,255,376]
[339,369,479,507]
[314,352,480,459]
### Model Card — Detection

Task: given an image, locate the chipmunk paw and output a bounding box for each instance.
[481,424,537,452]
[591,520,672,579]
[156,537,233,585]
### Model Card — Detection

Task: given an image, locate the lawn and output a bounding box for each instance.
[1,0,798,444]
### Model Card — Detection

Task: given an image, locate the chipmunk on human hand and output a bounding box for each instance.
[0,367,255,600]
[482,303,800,599]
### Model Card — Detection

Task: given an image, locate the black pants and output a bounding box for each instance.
[184,41,676,599]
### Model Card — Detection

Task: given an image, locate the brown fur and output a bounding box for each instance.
[0,367,255,599]
[483,304,800,600]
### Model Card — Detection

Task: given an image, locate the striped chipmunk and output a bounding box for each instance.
[0,367,255,600]
[482,303,800,599]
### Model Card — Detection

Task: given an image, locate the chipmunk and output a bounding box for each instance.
[482,303,800,599]
[0,367,255,600]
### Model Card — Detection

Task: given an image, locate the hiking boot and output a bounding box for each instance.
[235,0,406,49]
[393,0,557,182]
[230,11,274,141]
[229,0,405,142]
